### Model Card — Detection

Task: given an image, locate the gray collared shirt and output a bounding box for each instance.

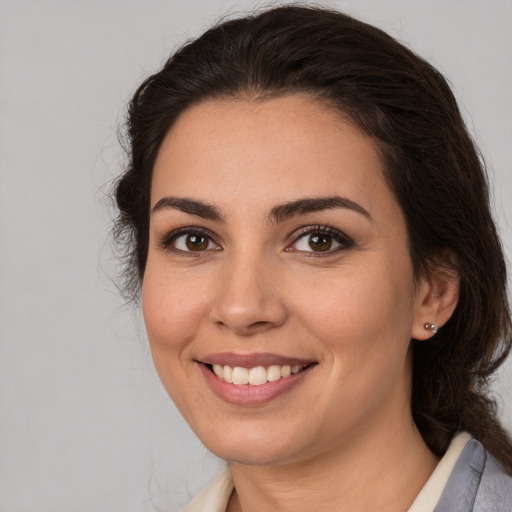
[434,439,512,511]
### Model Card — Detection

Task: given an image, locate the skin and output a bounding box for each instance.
[143,95,459,511]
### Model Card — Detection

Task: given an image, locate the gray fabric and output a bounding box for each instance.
[434,439,512,511]
[474,450,512,511]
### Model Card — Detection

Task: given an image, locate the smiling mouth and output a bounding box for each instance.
[198,356,318,405]
[205,363,314,385]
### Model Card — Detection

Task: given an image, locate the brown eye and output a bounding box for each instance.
[185,234,209,251]
[167,231,220,253]
[308,234,332,252]
[288,226,355,254]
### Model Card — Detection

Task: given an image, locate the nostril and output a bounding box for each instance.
[248,321,272,330]
[214,319,273,334]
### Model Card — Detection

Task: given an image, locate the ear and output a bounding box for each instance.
[411,258,460,340]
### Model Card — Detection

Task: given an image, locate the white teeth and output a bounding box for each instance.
[210,363,307,385]
[249,366,267,385]
[281,365,291,378]
[223,365,233,383]
[267,365,282,382]
[232,367,249,385]
[213,364,224,379]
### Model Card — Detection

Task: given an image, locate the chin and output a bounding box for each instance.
[201,424,305,467]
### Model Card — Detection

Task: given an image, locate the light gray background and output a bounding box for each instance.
[1,1,511,510]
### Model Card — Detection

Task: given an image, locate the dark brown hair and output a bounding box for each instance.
[114,5,512,470]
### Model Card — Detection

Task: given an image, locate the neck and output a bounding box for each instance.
[227,416,438,512]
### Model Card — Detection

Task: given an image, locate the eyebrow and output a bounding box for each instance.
[268,196,373,223]
[151,195,373,223]
[152,197,224,221]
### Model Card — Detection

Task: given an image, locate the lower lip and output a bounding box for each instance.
[198,363,316,406]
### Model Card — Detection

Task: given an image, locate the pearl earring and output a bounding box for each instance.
[424,322,438,334]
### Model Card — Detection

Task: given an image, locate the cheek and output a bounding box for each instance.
[142,263,210,360]
[291,264,416,428]
[293,260,415,365]
[141,265,215,419]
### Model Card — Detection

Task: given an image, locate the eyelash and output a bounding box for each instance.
[287,225,355,256]
[158,224,355,256]
[158,226,219,257]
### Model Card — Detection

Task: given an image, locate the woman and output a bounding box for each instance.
[114,5,512,511]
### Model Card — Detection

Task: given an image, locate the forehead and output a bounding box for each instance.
[151,95,393,218]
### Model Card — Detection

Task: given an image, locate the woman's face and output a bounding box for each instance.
[143,95,429,466]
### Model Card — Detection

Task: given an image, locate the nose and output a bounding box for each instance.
[209,252,288,336]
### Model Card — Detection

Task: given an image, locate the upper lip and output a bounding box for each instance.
[199,352,317,368]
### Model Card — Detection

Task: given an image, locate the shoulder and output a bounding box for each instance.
[435,438,512,512]
[474,443,512,512]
